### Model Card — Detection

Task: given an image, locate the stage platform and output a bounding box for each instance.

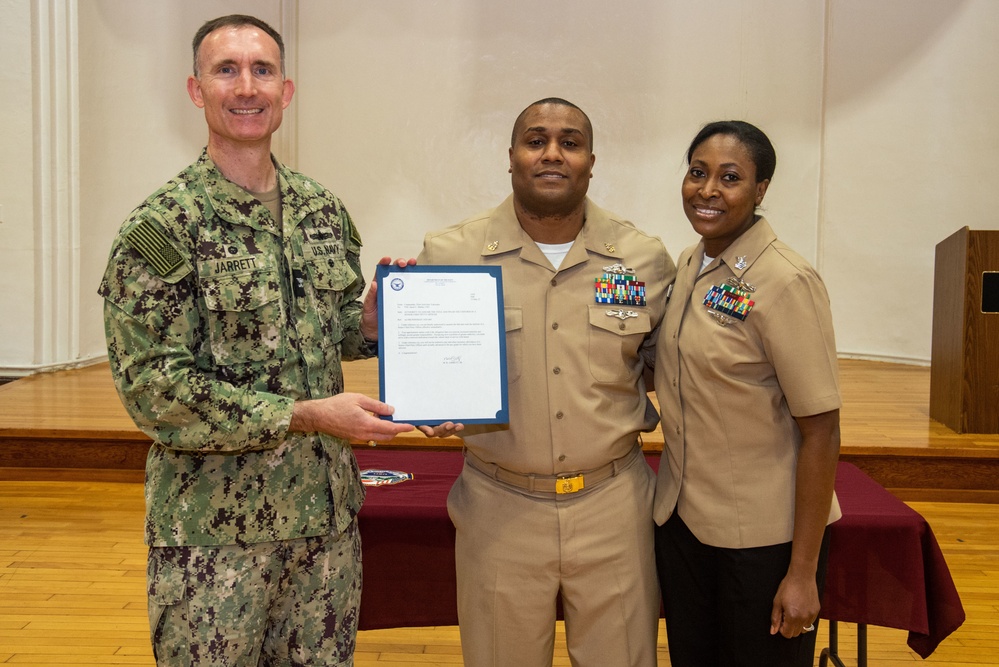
[1,358,998,502]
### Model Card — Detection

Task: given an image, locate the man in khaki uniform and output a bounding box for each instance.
[418,98,676,666]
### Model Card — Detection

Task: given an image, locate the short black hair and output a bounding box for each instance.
[686,120,776,183]
[192,14,285,77]
[511,98,594,152]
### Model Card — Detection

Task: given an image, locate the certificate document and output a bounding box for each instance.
[375,264,508,425]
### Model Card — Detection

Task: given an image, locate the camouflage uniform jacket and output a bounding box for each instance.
[99,150,371,547]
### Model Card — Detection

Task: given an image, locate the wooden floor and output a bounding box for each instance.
[1,479,996,665]
[1,359,998,664]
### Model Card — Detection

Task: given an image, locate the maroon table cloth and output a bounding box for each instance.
[822,462,965,657]
[355,450,462,629]
[355,452,964,657]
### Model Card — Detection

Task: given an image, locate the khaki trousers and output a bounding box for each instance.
[447,447,660,666]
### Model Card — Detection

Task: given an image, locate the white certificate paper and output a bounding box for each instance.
[375,265,508,425]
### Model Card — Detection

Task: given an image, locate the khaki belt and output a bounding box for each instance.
[463,446,639,495]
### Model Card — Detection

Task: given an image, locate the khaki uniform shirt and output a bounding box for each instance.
[653,217,842,548]
[419,196,676,474]
[100,150,371,547]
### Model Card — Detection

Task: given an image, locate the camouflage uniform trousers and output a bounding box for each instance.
[147,520,362,666]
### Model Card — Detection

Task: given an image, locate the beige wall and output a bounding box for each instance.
[821,0,999,360]
[293,1,825,278]
[0,0,38,367]
[2,0,997,372]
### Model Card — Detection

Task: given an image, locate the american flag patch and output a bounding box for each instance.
[125,221,184,276]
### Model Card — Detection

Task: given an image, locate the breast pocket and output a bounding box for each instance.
[587,305,652,383]
[504,307,523,384]
[305,257,357,345]
[202,268,286,365]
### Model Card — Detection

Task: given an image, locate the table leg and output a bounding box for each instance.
[818,620,869,667]
[819,620,847,667]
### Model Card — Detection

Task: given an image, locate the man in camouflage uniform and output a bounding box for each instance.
[99,15,412,666]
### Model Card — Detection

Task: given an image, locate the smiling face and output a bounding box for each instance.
[508,103,595,219]
[682,133,770,257]
[187,25,294,151]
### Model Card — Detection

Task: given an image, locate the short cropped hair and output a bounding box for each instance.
[192,14,285,77]
[511,97,594,152]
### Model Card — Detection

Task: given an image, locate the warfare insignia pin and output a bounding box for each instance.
[706,310,736,327]
[602,263,633,275]
[725,276,756,293]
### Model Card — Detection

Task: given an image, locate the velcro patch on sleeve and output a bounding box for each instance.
[125,221,185,277]
[349,221,363,247]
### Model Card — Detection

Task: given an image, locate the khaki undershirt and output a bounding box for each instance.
[248,184,281,226]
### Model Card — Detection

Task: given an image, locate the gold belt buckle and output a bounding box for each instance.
[556,474,584,494]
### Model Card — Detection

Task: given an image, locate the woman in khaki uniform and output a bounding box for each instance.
[652,121,841,667]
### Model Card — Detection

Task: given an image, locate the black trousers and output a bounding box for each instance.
[655,512,831,667]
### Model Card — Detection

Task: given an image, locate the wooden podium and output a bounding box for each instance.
[929,228,999,433]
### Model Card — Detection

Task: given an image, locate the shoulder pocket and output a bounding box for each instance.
[305,257,358,345]
[306,256,357,291]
